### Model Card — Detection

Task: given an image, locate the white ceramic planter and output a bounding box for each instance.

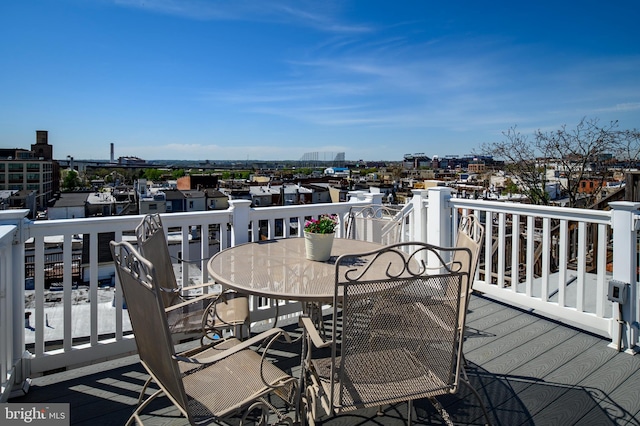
[303,231,335,261]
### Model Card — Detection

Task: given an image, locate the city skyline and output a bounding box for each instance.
[1,0,639,162]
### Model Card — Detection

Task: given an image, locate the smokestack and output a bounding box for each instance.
[110,143,114,163]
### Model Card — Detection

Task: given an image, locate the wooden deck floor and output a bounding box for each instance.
[10,294,640,425]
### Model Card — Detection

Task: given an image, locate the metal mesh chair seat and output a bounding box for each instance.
[181,347,296,422]
[312,348,451,411]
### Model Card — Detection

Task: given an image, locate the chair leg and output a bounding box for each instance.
[428,397,454,426]
[241,400,270,425]
[461,368,492,426]
[127,388,164,426]
[407,399,413,426]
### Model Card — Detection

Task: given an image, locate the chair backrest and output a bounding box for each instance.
[329,242,472,410]
[346,204,404,244]
[135,214,180,307]
[110,240,190,413]
[453,214,484,296]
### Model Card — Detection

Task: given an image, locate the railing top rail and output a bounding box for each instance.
[25,210,235,238]
[247,201,364,216]
[449,198,613,224]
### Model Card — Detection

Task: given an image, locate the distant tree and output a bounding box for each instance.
[481,118,640,207]
[171,169,185,179]
[91,168,110,179]
[144,168,163,181]
[62,170,81,191]
[504,178,520,195]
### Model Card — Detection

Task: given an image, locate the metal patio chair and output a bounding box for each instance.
[135,213,249,340]
[298,241,492,426]
[110,240,297,425]
[345,204,405,244]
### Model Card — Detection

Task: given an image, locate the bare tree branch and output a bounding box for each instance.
[482,118,640,207]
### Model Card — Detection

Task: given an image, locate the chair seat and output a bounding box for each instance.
[312,348,452,412]
[181,346,295,421]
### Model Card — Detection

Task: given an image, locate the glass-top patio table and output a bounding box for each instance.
[206,237,384,302]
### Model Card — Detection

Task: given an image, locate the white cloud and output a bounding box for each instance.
[596,103,640,113]
[113,0,371,32]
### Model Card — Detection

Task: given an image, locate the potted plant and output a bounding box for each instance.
[303,214,338,261]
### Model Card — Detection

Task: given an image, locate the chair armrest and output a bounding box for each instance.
[171,255,207,265]
[299,316,332,349]
[165,291,222,312]
[174,327,291,365]
[180,280,221,292]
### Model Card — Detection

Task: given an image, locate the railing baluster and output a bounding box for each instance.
[497,212,506,289]
[35,235,45,357]
[484,212,493,284]
[510,213,520,291]
[541,217,550,302]
[558,219,568,307]
[89,230,98,346]
[577,221,587,312]
[596,223,607,317]
[526,215,534,297]
[63,234,72,352]
[114,229,124,340]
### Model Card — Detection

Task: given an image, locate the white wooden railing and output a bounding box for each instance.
[1,188,639,398]
[411,188,639,353]
[10,196,382,379]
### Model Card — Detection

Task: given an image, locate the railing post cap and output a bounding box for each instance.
[228,199,252,208]
[609,201,640,212]
[0,209,30,222]
[427,187,452,193]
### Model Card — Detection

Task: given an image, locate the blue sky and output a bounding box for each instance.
[1,0,639,162]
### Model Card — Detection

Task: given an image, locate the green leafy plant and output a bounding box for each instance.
[304,214,338,234]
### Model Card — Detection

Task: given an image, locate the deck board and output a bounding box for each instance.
[9,294,640,425]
